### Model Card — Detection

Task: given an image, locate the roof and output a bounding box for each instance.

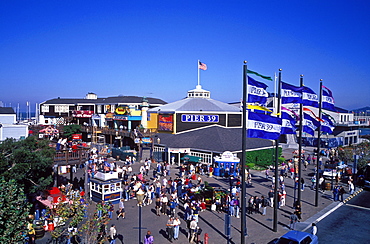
[41,96,167,105]
[149,97,241,113]
[156,125,274,153]
[280,230,317,243]
[0,107,15,114]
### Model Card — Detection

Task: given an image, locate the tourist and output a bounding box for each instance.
[109,224,116,244]
[144,231,154,244]
[188,218,198,243]
[289,212,298,230]
[166,217,175,242]
[117,199,125,220]
[311,223,317,235]
[173,217,181,240]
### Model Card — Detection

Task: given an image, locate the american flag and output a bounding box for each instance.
[198,61,207,70]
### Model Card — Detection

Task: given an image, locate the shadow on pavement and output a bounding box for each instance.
[198,214,235,244]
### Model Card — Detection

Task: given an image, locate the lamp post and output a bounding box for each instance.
[136,188,145,244]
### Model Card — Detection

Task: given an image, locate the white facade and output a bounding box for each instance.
[0,124,28,141]
[0,114,16,124]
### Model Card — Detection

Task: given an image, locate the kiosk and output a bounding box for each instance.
[213,151,240,177]
[89,171,122,204]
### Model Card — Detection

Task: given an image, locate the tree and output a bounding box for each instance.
[0,178,30,243]
[48,195,86,243]
[0,136,55,194]
[62,125,82,139]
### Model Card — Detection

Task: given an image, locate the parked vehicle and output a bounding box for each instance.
[274,230,318,244]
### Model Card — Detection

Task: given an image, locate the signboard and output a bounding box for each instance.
[72,110,94,118]
[181,114,219,123]
[72,134,82,140]
[158,114,174,132]
[115,106,130,115]
[141,137,152,144]
[168,148,190,153]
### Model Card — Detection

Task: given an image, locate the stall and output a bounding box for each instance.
[89,176,122,204]
[213,151,240,177]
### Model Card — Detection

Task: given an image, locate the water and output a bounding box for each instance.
[18,112,36,121]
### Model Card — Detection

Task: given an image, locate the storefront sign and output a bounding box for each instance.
[115,106,130,115]
[72,134,82,140]
[141,137,152,144]
[72,110,94,118]
[158,114,174,132]
[181,114,219,123]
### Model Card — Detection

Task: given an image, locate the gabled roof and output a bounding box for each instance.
[149,98,241,113]
[0,107,15,114]
[156,125,273,153]
[41,96,167,105]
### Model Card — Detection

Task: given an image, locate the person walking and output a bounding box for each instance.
[166,217,175,242]
[117,199,125,220]
[188,218,198,243]
[253,196,261,214]
[301,178,305,191]
[173,217,181,240]
[155,197,161,216]
[144,230,154,244]
[109,224,117,244]
[261,196,269,216]
[289,212,298,230]
[333,185,339,201]
[311,223,317,235]
[108,201,114,219]
[349,180,355,195]
[161,194,168,216]
[339,186,346,202]
[294,204,302,220]
[268,189,274,208]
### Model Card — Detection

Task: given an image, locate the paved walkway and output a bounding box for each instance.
[36,147,359,244]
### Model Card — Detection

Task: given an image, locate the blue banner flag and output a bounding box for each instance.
[247,76,268,105]
[321,114,335,134]
[281,111,297,135]
[281,82,303,104]
[303,113,320,136]
[247,112,282,140]
[302,86,318,107]
[322,88,336,111]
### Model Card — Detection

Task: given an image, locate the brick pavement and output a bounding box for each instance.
[36,147,357,244]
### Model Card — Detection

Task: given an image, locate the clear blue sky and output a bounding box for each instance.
[1,1,369,112]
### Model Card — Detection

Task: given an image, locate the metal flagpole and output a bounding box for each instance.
[273,69,282,232]
[198,60,200,86]
[241,61,248,243]
[297,75,304,206]
[315,79,323,207]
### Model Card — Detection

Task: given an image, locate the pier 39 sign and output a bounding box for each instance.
[181,114,219,123]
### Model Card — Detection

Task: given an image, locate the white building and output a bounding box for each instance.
[0,107,28,141]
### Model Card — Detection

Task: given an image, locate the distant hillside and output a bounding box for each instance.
[351,107,370,112]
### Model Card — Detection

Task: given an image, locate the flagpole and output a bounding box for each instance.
[198,60,200,86]
[273,69,282,232]
[241,61,248,242]
[274,72,277,113]
[297,75,304,207]
[315,79,323,207]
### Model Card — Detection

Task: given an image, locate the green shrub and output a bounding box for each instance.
[245,147,282,168]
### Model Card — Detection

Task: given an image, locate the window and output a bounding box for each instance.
[301,236,312,244]
[41,105,49,112]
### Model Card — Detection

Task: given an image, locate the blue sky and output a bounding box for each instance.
[1,1,369,112]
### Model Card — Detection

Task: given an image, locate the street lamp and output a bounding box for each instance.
[136,188,145,244]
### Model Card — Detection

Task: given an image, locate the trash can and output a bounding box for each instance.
[325,182,331,190]
[34,220,45,239]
